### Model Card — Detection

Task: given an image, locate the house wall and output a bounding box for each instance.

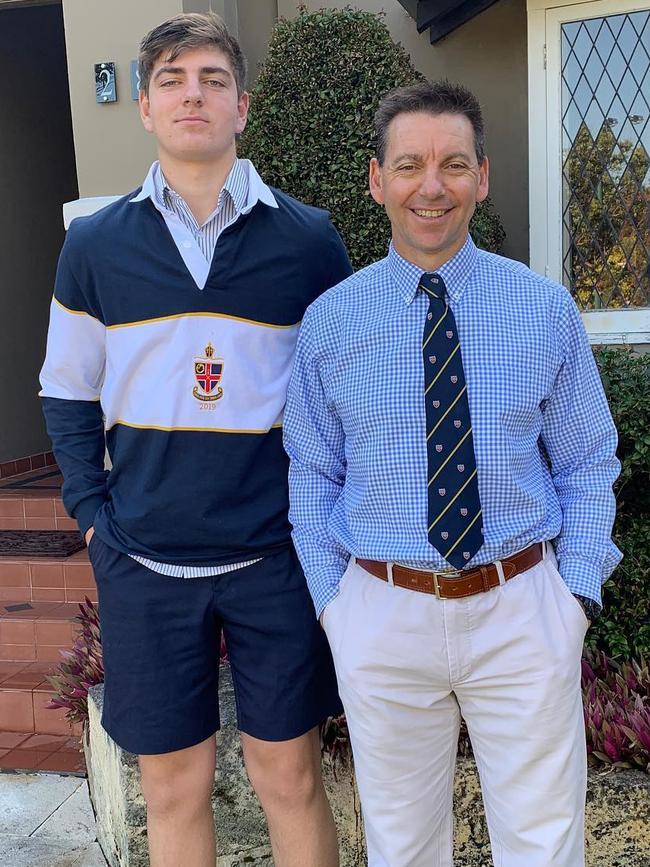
[61,0,183,197]
[0,3,78,462]
[277,0,529,264]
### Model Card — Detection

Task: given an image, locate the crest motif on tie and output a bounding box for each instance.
[454,420,461,428]
[457,464,465,472]
[435,444,443,452]
[429,356,436,364]
[438,488,446,496]
[433,400,440,408]
[446,330,453,338]
[441,531,449,540]
[463,552,471,560]
[451,375,458,383]
[460,507,468,516]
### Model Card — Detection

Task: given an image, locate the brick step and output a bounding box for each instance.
[0,661,83,737]
[0,550,96,605]
[0,660,84,772]
[0,466,72,531]
[0,601,83,663]
[0,730,85,774]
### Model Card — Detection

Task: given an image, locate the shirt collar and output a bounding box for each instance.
[388,235,479,305]
[129,158,278,214]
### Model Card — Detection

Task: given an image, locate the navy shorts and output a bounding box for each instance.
[89,535,342,755]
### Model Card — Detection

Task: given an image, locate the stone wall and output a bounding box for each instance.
[86,669,650,866]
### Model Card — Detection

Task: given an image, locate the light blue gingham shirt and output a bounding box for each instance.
[128,158,276,577]
[284,236,622,617]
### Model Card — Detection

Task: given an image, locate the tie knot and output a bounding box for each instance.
[420,273,445,301]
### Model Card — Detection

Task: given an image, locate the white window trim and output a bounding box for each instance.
[527,0,650,344]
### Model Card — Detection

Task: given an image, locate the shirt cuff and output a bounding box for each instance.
[556,554,604,607]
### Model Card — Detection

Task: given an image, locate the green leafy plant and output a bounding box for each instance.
[240,5,505,269]
[588,348,650,659]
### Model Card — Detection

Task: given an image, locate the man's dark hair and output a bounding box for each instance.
[374,80,485,165]
[138,12,247,95]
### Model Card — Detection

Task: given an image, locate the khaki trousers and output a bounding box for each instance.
[322,547,588,867]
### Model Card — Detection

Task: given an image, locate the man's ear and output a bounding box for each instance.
[369,158,385,206]
[139,90,153,133]
[476,157,489,203]
[236,91,249,135]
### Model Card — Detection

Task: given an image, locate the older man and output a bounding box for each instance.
[284,80,620,866]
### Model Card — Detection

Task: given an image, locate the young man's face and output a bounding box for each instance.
[139,46,248,166]
[369,111,489,271]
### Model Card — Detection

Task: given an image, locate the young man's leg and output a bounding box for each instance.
[90,536,223,866]
[219,549,342,867]
[139,736,216,867]
[241,728,338,867]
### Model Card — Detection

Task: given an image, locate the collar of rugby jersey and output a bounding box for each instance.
[130,158,278,215]
[388,234,480,306]
[160,158,248,227]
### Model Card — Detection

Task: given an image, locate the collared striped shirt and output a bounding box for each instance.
[129,159,264,578]
[284,236,622,617]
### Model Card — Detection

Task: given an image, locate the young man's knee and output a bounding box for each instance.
[244,736,322,811]
[139,742,215,816]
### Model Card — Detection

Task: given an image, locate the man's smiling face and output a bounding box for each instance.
[369,111,489,271]
[139,45,248,165]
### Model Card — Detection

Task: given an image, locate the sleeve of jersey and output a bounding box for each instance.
[324,221,353,290]
[39,236,108,535]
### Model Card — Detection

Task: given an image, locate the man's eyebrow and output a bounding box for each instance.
[153,65,233,81]
[390,152,423,165]
[443,151,475,162]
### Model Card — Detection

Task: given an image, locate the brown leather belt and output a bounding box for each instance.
[356,543,544,599]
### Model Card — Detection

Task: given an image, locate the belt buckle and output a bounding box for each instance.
[431,568,461,598]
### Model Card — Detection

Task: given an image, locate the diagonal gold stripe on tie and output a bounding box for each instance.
[428,428,472,484]
[428,468,478,531]
[444,509,483,559]
[425,344,460,395]
[422,303,448,351]
[426,387,467,442]
[420,284,440,300]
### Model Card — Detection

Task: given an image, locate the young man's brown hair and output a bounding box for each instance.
[138,11,247,95]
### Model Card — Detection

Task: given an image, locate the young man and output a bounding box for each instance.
[40,13,350,867]
[284,80,621,866]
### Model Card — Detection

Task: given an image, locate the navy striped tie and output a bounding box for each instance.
[421,273,483,569]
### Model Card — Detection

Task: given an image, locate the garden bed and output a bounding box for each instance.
[85,667,650,867]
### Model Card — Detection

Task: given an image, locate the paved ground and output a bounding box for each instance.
[0,771,107,866]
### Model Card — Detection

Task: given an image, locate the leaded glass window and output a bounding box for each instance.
[561,10,650,309]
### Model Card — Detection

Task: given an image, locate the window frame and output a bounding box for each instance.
[527,0,650,344]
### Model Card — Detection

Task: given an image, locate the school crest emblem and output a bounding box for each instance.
[193,343,224,402]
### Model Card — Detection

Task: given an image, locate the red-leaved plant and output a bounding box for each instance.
[582,647,650,772]
[46,598,103,726]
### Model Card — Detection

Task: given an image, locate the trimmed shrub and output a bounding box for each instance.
[240,6,505,268]
[589,348,650,659]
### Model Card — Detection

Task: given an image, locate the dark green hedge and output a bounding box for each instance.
[589,348,650,658]
[240,6,505,268]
